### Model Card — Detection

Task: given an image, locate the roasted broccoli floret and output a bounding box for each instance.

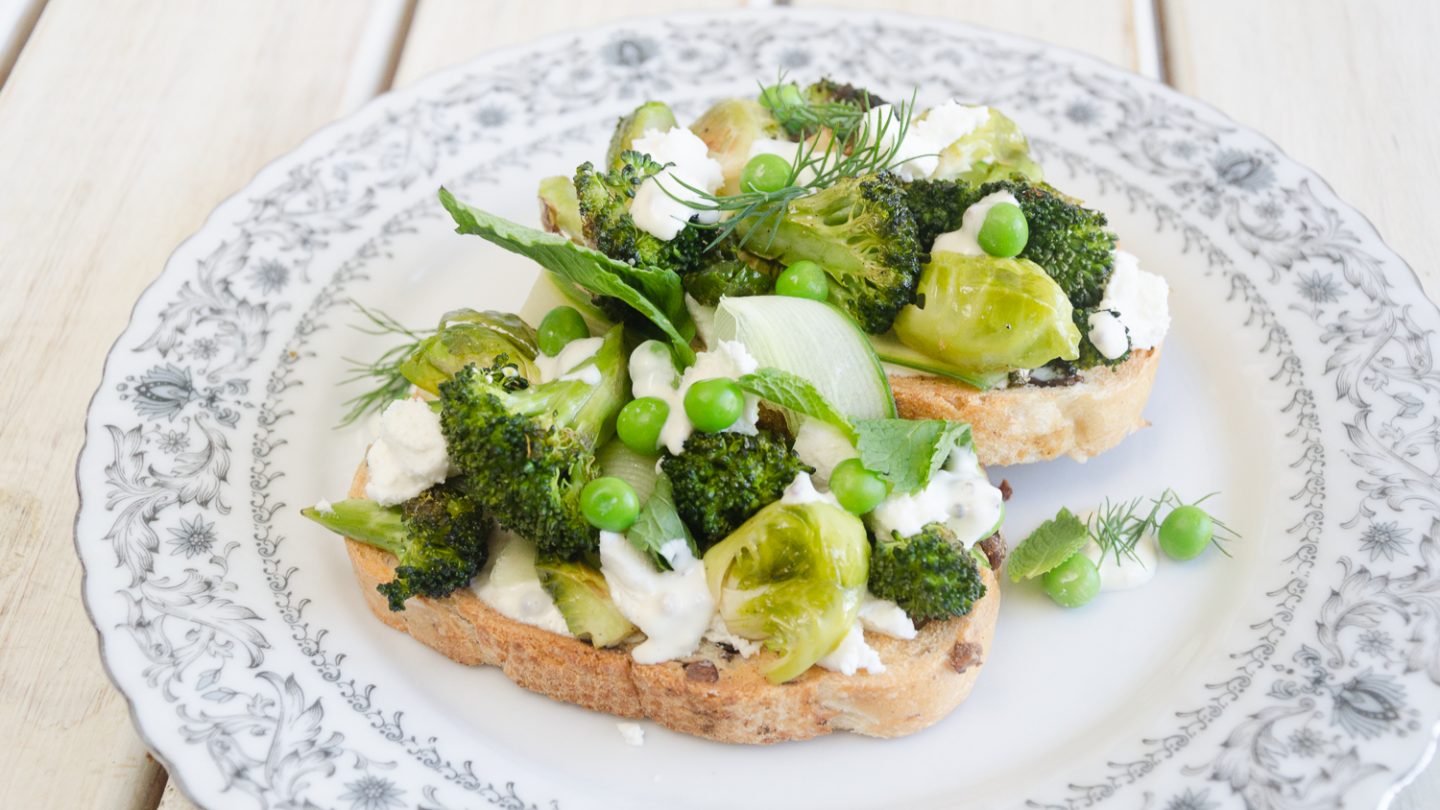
[573,152,708,275]
[763,78,889,140]
[439,327,627,561]
[680,243,777,305]
[301,480,492,611]
[868,522,987,623]
[736,172,921,333]
[903,178,1118,309]
[662,429,812,550]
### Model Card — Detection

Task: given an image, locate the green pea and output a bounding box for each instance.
[580,476,640,532]
[684,378,745,433]
[977,202,1028,258]
[1159,505,1214,560]
[774,260,830,301]
[537,306,589,356]
[616,397,669,454]
[1042,553,1100,608]
[740,153,793,194]
[759,83,804,110]
[829,458,889,515]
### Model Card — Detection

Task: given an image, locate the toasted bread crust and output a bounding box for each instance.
[343,463,1000,744]
[888,347,1161,467]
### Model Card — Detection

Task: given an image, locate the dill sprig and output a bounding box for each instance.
[659,88,925,251]
[1088,488,1237,564]
[336,300,432,427]
[1156,490,1237,557]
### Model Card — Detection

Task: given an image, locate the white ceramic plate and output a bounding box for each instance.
[76,9,1440,809]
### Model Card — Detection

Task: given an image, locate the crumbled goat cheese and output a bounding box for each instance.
[817,623,885,675]
[363,399,450,506]
[599,531,715,665]
[313,499,335,515]
[791,419,858,486]
[474,530,571,636]
[629,127,725,241]
[1087,250,1171,360]
[779,471,842,509]
[866,446,1004,546]
[858,593,917,640]
[616,722,646,747]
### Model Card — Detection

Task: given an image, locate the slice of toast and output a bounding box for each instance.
[342,463,1001,744]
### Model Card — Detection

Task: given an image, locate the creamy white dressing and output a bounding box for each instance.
[363,399,451,506]
[1091,250,1171,359]
[473,530,571,636]
[684,294,717,349]
[1086,311,1129,360]
[598,531,715,665]
[629,127,725,241]
[858,593,916,640]
[628,339,760,455]
[778,471,842,509]
[791,419,858,486]
[533,336,605,385]
[863,100,991,182]
[931,190,1021,256]
[1080,530,1160,591]
[816,622,885,675]
[866,446,1004,546]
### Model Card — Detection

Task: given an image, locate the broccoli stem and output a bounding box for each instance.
[301,499,406,557]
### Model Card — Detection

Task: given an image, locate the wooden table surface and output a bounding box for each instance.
[1,1,1436,808]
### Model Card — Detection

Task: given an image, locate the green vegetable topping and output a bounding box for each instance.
[684,378,745,433]
[741,153,793,194]
[626,474,697,570]
[1159,505,1214,561]
[580,476,641,532]
[535,557,637,646]
[758,82,805,114]
[663,429,812,550]
[829,457,889,515]
[868,522,987,622]
[537,305,590,356]
[773,259,831,301]
[977,202,1028,258]
[606,100,677,170]
[1007,507,1090,583]
[853,418,972,495]
[735,367,856,441]
[893,253,1081,376]
[1042,553,1101,608]
[704,499,869,684]
[616,396,670,454]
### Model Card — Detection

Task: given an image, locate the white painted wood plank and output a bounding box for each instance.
[0,1,384,808]
[0,0,45,86]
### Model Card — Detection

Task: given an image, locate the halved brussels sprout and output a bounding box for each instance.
[607,101,677,170]
[535,557,637,648]
[400,309,539,394]
[894,254,1081,375]
[689,98,784,195]
[537,175,585,243]
[703,500,869,683]
[935,108,1043,185]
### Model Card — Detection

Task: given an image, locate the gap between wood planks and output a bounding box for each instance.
[0,0,47,90]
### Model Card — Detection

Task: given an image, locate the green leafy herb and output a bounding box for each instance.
[660,89,924,252]
[853,418,972,495]
[437,188,696,365]
[737,368,856,442]
[627,474,697,571]
[336,301,432,427]
[1087,495,1163,566]
[1008,507,1090,583]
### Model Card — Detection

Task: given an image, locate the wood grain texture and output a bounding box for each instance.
[0,1,378,808]
[790,0,1145,70]
[1162,0,1440,300]
[393,0,747,88]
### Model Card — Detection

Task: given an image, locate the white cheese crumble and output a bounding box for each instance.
[629,127,725,241]
[866,446,1004,546]
[598,531,715,665]
[363,399,450,506]
[1086,250,1171,361]
[313,499,335,515]
[863,100,991,182]
[628,339,760,455]
[778,471,842,509]
[533,335,604,385]
[931,190,1021,256]
[702,612,761,658]
[791,419,857,486]
[616,722,646,747]
[858,593,917,640]
[816,623,885,675]
[1080,529,1160,592]
[684,294,717,349]
[473,530,571,636]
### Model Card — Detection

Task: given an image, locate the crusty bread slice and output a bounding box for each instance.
[342,463,1001,744]
[889,347,1161,467]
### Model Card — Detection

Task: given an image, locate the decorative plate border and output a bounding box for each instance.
[73,9,1440,810]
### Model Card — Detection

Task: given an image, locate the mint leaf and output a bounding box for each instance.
[737,368,856,442]
[438,188,695,365]
[1007,507,1089,583]
[853,418,973,494]
[627,475,696,570]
